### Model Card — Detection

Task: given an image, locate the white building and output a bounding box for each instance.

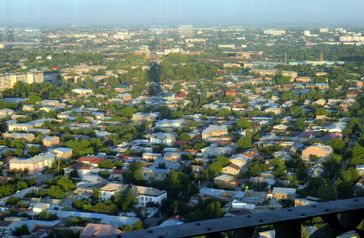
[100,183,123,201]
[135,186,167,207]
[150,132,176,146]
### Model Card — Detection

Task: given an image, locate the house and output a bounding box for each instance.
[272,187,296,200]
[301,143,333,160]
[164,152,182,162]
[135,185,167,207]
[265,107,282,115]
[80,223,122,238]
[32,203,50,213]
[100,183,123,200]
[132,112,159,124]
[222,163,242,176]
[199,187,245,201]
[156,119,185,129]
[2,132,35,142]
[225,89,236,97]
[213,174,238,188]
[150,132,176,146]
[49,147,73,159]
[201,146,233,158]
[202,125,228,141]
[142,152,162,161]
[78,156,104,167]
[7,123,34,132]
[42,136,60,147]
[0,108,14,118]
[9,152,55,174]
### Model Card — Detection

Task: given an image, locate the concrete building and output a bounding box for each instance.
[135,185,167,207]
[0,72,44,92]
[9,152,55,174]
[42,136,60,147]
[100,183,123,201]
[202,125,228,141]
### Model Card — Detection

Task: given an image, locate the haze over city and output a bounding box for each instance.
[1,0,364,27]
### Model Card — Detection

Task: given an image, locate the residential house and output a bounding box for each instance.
[42,136,60,147]
[2,133,35,142]
[213,174,238,188]
[100,183,123,200]
[202,125,228,141]
[156,119,185,129]
[135,185,167,207]
[80,223,122,238]
[272,187,296,200]
[9,152,55,174]
[49,147,73,159]
[150,132,176,146]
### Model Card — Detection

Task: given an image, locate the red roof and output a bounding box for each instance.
[78,156,104,165]
[225,89,236,96]
[175,91,187,98]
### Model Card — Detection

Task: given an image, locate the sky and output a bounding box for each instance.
[0,0,363,27]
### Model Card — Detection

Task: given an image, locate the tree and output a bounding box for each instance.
[57,176,75,192]
[98,160,114,169]
[248,160,269,177]
[317,183,337,201]
[12,224,30,236]
[236,118,251,130]
[206,201,224,219]
[124,162,144,184]
[26,95,42,105]
[236,130,253,151]
[35,211,58,221]
[205,156,230,180]
[336,179,354,199]
[47,185,65,199]
[116,186,137,211]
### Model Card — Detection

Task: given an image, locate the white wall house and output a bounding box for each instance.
[135,186,167,207]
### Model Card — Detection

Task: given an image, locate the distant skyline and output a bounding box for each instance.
[1,0,364,27]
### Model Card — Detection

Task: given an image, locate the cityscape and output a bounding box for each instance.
[0,1,364,238]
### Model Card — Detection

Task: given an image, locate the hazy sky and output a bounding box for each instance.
[0,0,363,27]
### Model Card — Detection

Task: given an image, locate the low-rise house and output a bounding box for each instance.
[135,185,167,207]
[156,119,185,129]
[163,152,182,162]
[265,107,282,115]
[202,125,228,141]
[213,174,238,188]
[150,132,176,146]
[301,143,333,160]
[201,145,233,158]
[78,156,104,167]
[0,108,14,118]
[199,187,245,201]
[142,152,162,161]
[100,183,123,200]
[42,136,60,147]
[2,132,35,142]
[49,147,73,159]
[32,203,50,213]
[272,187,296,200]
[131,112,159,124]
[80,223,122,238]
[9,152,55,174]
[7,123,34,132]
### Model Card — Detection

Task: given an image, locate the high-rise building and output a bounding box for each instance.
[0,72,44,92]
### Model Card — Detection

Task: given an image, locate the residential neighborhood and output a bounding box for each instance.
[0,21,363,237]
